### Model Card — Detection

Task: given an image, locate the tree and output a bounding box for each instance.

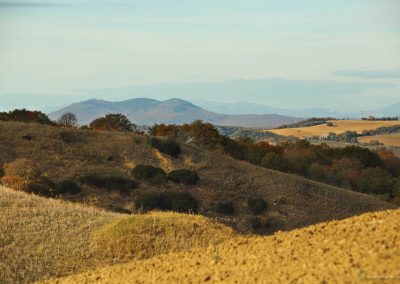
[0,109,54,125]
[90,114,136,132]
[357,167,394,195]
[57,112,78,128]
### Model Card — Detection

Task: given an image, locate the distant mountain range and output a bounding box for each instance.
[194,100,400,118]
[49,98,301,128]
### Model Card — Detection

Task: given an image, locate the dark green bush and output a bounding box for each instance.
[55,180,82,195]
[132,165,167,186]
[26,177,55,197]
[249,216,269,230]
[215,201,235,215]
[135,191,199,213]
[80,174,137,193]
[247,197,268,214]
[0,166,4,178]
[21,134,33,141]
[58,131,85,143]
[168,169,200,185]
[149,138,181,157]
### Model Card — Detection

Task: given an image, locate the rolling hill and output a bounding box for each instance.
[0,120,394,235]
[359,133,400,147]
[0,120,398,283]
[0,186,235,283]
[48,98,301,128]
[44,209,400,284]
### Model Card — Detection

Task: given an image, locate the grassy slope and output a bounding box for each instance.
[0,186,235,283]
[45,209,400,284]
[0,121,395,234]
[269,120,400,137]
[359,133,400,147]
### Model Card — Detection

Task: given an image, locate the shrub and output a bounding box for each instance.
[215,201,235,215]
[0,109,54,125]
[58,131,85,143]
[26,177,55,197]
[21,134,33,141]
[261,152,288,172]
[247,197,268,214]
[80,174,137,193]
[149,138,181,157]
[55,180,82,195]
[0,166,4,178]
[90,114,136,132]
[357,167,394,195]
[249,216,269,230]
[132,165,167,186]
[135,191,199,213]
[168,169,199,185]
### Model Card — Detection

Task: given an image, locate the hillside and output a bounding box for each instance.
[0,120,395,236]
[0,186,235,283]
[269,120,400,138]
[359,133,400,147]
[45,209,400,283]
[48,98,300,128]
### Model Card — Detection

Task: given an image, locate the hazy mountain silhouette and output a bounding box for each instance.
[49,98,301,128]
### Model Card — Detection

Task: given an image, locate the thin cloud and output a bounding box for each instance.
[334,69,400,79]
[0,2,70,8]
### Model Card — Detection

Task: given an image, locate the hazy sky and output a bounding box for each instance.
[0,0,399,111]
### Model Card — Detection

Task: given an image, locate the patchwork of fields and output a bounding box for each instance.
[269,120,400,138]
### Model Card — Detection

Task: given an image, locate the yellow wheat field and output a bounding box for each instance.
[358,133,400,147]
[269,120,400,138]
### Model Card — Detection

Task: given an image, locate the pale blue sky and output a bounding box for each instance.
[0,0,399,111]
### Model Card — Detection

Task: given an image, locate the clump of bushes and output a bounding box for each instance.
[135,191,199,213]
[0,166,4,178]
[249,216,269,231]
[0,109,54,125]
[215,201,235,215]
[90,114,136,132]
[168,169,200,185]
[149,138,181,157]
[58,130,85,143]
[26,177,55,197]
[55,180,82,195]
[80,174,137,193]
[247,197,268,214]
[132,165,167,186]
[21,134,33,141]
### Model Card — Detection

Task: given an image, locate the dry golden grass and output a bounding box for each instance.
[359,133,400,147]
[0,186,119,283]
[269,120,400,138]
[45,209,400,284]
[0,186,235,283]
[92,212,235,261]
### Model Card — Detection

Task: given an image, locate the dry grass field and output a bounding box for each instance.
[0,186,235,283]
[44,209,400,284]
[359,133,400,147]
[0,121,394,235]
[269,120,400,138]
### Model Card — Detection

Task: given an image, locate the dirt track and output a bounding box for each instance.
[46,209,400,284]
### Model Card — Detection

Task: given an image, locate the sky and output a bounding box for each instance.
[0,0,399,111]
